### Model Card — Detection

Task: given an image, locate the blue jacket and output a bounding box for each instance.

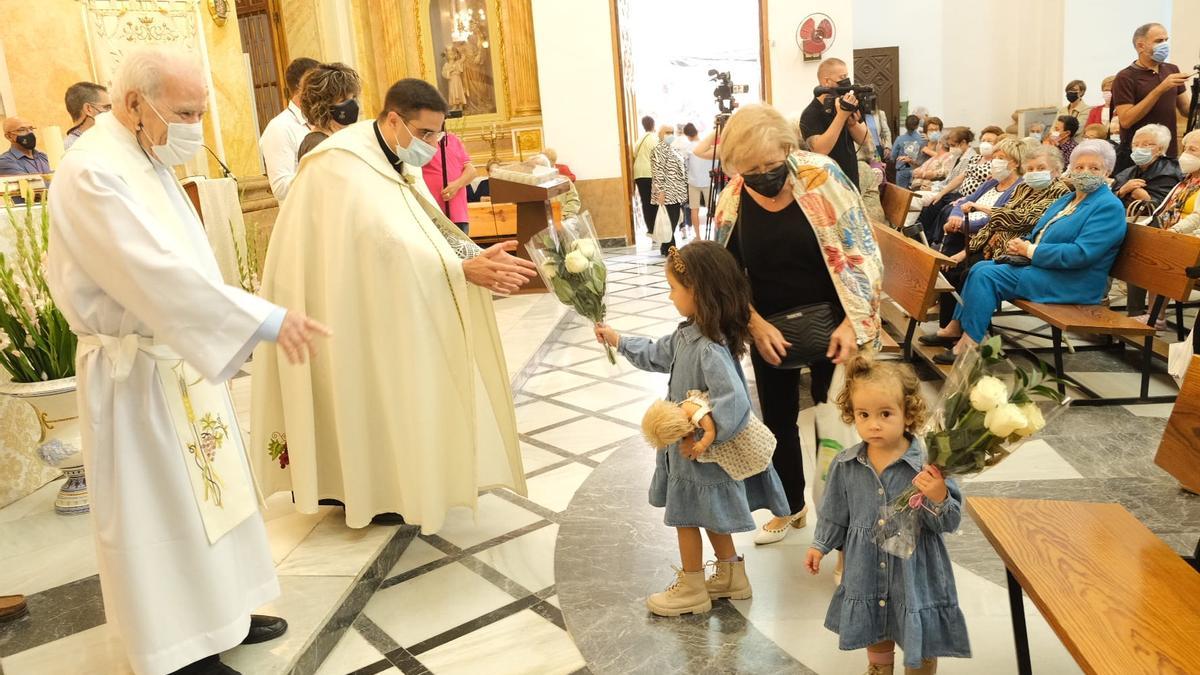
[950,177,1023,232]
[1017,185,1127,304]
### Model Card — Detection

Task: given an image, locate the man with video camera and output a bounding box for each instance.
[800,57,869,187]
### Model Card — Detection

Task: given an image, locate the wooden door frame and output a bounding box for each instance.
[853,46,900,137]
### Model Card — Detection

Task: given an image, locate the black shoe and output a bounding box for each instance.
[371,512,406,525]
[168,655,240,675]
[241,614,288,645]
[918,333,960,348]
[932,349,957,365]
[317,498,345,507]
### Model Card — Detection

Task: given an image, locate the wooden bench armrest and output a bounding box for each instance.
[1009,299,1154,336]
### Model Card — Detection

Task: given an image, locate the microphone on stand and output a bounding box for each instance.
[202,144,234,179]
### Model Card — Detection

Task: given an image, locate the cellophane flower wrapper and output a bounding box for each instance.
[874,336,1070,558]
[524,211,615,364]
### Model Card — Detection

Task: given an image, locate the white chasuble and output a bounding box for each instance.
[251,119,526,533]
[46,113,280,675]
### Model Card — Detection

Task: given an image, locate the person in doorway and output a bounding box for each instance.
[1111,23,1192,172]
[63,82,111,149]
[801,58,868,187]
[295,62,362,161]
[633,115,660,234]
[650,125,688,255]
[260,57,319,200]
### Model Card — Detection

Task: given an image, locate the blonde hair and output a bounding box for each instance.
[1181,129,1200,151]
[836,355,928,432]
[718,104,798,175]
[993,137,1029,175]
[298,62,362,131]
[642,400,693,449]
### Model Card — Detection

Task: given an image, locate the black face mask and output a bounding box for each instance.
[743,163,790,198]
[15,133,36,151]
[329,98,360,127]
[1065,91,1080,103]
[837,77,852,89]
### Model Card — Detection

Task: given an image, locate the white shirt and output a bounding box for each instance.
[260,101,309,201]
[684,139,712,188]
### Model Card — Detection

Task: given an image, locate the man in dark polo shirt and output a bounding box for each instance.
[1111,22,1192,172]
[801,57,867,187]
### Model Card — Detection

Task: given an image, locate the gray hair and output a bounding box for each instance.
[1025,144,1065,174]
[1132,23,1163,47]
[1069,139,1117,175]
[110,47,203,112]
[1133,123,1171,151]
[1182,129,1200,150]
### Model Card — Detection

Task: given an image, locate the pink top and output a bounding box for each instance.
[421,133,472,223]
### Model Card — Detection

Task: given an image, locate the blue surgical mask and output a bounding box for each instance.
[1131,147,1155,166]
[396,123,438,167]
[1152,41,1170,63]
[1068,171,1106,194]
[1024,170,1053,190]
[664,135,676,146]
[929,131,942,141]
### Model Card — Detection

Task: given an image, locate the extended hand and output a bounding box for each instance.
[593,323,619,347]
[1160,71,1192,93]
[277,310,333,365]
[826,317,858,364]
[804,548,824,575]
[463,241,538,295]
[912,464,949,503]
[750,314,792,366]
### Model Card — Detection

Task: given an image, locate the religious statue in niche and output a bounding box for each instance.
[430,0,497,116]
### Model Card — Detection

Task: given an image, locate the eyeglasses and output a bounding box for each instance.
[406,121,444,144]
[12,126,35,135]
[89,103,113,113]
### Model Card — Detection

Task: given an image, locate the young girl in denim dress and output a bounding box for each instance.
[805,357,971,675]
[595,241,789,618]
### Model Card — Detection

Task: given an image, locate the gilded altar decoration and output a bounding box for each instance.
[207,0,229,26]
[430,0,498,116]
[82,1,203,85]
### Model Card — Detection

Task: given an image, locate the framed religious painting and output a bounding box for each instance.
[423,0,507,120]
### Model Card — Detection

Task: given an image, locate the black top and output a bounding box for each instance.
[1111,155,1184,206]
[800,97,860,187]
[1112,61,1187,157]
[727,190,843,318]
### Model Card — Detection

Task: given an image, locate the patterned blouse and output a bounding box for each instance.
[650,142,688,205]
[968,180,1072,259]
[958,155,992,198]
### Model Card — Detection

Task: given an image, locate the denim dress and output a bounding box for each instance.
[812,437,972,669]
[618,323,790,533]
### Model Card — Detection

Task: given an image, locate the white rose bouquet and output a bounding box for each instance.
[876,336,1068,558]
[525,211,615,363]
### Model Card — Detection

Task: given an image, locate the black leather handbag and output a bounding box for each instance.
[993,254,1032,267]
[762,302,838,370]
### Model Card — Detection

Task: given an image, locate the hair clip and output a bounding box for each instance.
[667,246,687,275]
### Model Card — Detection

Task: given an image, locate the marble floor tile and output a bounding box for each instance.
[605,315,660,333]
[552,382,647,412]
[567,356,638,378]
[363,563,515,648]
[0,481,59,525]
[599,398,657,426]
[964,440,1083,483]
[1123,402,1176,418]
[531,417,638,455]
[521,442,569,474]
[262,500,334,565]
[521,370,598,397]
[276,517,397,577]
[0,517,97,595]
[522,464,594,513]
[224,575,354,675]
[416,610,584,675]
[0,623,133,675]
[639,305,685,321]
[590,448,618,463]
[611,285,665,300]
[538,345,605,368]
[545,595,561,608]
[1070,370,1178,399]
[313,627,385,675]
[608,299,663,314]
[612,369,670,394]
[515,400,584,433]
[472,523,559,594]
[435,493,544,550]
[386,537,445,577]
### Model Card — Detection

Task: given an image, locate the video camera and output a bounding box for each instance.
[814,83,877,117]
[709,69,748,116]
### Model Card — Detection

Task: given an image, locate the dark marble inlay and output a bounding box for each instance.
[555,437,812,675]
[0,575,105,658]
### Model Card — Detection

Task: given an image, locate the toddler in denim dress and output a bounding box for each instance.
[595,242,789,618]
[805,357,971,675]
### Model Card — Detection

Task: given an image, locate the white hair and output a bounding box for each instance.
[1132,123,1171,152]
[1069,139,1117,175]
[1182,129,1200,150]
[110,47,204,112]
[1025,144,1064,173]
[528,154,551,167]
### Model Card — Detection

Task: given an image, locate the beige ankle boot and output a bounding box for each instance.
[646,568,712,617]
[863,663,894,675]
[904,658,937,674]
[705,557,752,600]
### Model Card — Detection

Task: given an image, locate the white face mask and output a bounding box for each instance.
[145,99,203,166]
[979,141,995,156]
[1179,152,1200,175]
[990,157,1012,180]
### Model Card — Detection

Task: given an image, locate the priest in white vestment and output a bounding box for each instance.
[251,78,535,531]
[46,48,330,675]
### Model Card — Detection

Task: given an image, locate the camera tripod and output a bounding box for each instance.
[1188,65,1200,133]
[703,113,730,241]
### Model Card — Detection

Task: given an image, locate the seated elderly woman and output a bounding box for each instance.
[1112,123,1183,209]
[1160,129,1200,234]
[939,137,1030,258]
[914,127,998,244]
[920,145,1071,361]
[946,140,1127,351]
[1083,123,1110,141]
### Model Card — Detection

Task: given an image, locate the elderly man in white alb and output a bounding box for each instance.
[47,47,330,675]
[259,56,318,200]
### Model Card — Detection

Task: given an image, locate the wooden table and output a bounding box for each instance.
[967,497,1200,675]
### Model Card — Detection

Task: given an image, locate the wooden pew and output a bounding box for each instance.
[879,182,915,230]
[872,222,954,363]
[1155,354,1200,493]
[969,497,1200,675]
[1008,224,1200,405]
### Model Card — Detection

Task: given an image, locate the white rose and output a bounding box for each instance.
[540,260,558,279]
[969,376,1009,412]
[564,250,589,274]
[574,239,600,260]
[985,403,1028,438]
[1015,402,1045,437]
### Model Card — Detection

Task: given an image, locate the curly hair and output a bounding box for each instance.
[665,241,752,360]
[836,355,928,432]
[298,62,362,131]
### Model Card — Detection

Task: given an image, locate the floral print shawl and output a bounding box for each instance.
[714,150,883,345]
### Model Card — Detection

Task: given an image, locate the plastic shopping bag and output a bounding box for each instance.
[810,365,860,510]
[652,205,673,244]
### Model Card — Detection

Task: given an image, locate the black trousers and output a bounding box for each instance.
[635,177,655,233]
[750,349,836,514]
[917,193,959,247]
[658,203,683,255]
